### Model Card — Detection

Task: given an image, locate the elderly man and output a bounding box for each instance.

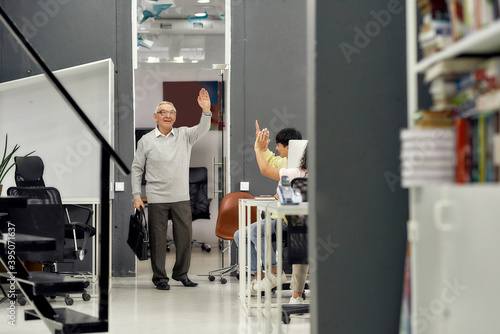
[131,88,212,290]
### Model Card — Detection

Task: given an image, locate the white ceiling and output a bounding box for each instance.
[136,0,226,69]
[137,0,225,20]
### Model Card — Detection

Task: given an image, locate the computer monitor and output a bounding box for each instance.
[287,140,308,169]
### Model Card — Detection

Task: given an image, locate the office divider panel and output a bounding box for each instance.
[0,59,114,202]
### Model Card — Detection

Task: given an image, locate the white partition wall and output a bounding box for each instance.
[0,59,115,202]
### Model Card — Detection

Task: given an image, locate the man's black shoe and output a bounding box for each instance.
[176,277,198,287]
[156,282,170,290]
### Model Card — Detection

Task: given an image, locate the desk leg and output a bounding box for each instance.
[265,207,273,333]
[92,203,99,282]
[256,209,262,330]
[277,215,283,334]
[238,201,244,308]
[238,200,251,314]
[246,203,254,315]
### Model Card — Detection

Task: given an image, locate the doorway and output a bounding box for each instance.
[133,0,228,274]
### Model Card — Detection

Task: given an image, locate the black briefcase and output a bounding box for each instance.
[127,207,149,261]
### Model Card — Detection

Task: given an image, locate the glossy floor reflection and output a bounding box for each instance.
[1,246,310,334]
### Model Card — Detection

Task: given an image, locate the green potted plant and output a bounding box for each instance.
[0,134,35,195]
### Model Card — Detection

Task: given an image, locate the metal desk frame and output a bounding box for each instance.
[238,199,308,332]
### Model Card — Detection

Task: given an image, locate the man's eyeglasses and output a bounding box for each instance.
[157,110,177,116]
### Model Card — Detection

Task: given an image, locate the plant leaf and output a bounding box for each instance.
[0,133,35,184]
[0,149,33,184]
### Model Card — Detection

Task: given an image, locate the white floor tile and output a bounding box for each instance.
[1,247,310,333]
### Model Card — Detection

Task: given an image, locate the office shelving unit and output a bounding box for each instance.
[405,1,500,333]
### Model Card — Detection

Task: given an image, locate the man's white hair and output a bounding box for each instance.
[155,101,176,113]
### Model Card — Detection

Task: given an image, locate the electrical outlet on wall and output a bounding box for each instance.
[240,181,249,191]
[115,182,125,192]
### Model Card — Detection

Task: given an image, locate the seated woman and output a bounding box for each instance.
[234,129,308,304]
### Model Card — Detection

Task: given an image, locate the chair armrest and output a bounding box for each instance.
[67,221,92,231]
[63,204,93,225]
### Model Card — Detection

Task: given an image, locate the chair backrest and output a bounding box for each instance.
[288,177,308,264]
[291,177,307,202]
[215,192,256,241]
[14,156,46,187]
[189,167,212,221]
[6,186,65,262]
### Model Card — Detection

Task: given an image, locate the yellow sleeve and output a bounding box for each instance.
[262,149,287,169]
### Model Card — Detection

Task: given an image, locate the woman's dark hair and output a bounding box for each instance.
[299,145,307,173]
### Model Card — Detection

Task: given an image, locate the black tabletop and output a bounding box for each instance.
[0,196,27,210]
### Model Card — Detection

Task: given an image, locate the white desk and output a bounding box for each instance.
[238,197,278,327]
[238,199,308,332]
[238,198,266,317]
[261,202,308,333]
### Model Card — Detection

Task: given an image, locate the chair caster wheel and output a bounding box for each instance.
[202,244,211,252]
[282,311,290,324]
[208,275,215,282]
[220,277,227,284]
[83,281,90,288]
[76,250,85,261]
[65,297,74,306]
[18,297,27,306]
[49,295,57,299]
[82,293,91,301]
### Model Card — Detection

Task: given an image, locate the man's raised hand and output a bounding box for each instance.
[198,88,211,113]
[255,120,261,137]
[254,128,270,152]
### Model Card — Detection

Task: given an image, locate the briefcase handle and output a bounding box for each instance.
[135,207,149,242]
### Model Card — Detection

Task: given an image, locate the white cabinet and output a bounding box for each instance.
[410,186,500,333]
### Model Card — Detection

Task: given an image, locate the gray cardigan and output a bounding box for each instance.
[131,112,211,203]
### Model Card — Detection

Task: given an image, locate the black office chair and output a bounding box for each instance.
[12,156,95,304]
[14,156,45,187]
[7,187,93,304]
[15,155,96,260]
[281,177,310,324]
[189,167,212,252]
